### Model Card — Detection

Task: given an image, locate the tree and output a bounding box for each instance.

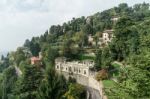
[50,25,63,36]
[1,67,17,99]
[107,17,150,99]
[42,46,59,66]
[64,83,86,99]
[30,42,41,56]
[0,57,10,73]
[128,53,150,98]
[37,68,67,99]
[0,74,3,98]
[1,55,5,61]
[14,48,26,66]
[61,36,80,59]
[24,39,31,48]
[110,53,150,99]
[94,49,102,70]
[111,17,134,61]
[101,47,112,68]
[81,24,93,35]
[15,65,43,99]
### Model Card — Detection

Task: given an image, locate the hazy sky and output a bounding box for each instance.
[0,0,149,51]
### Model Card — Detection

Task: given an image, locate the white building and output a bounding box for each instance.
[88,30,114,47]
[111,17,120,22]
[88,34,94,42]
[102,30,114,44]
[55,57,94,77]
[86,17,91,24]
[88,34,96,46]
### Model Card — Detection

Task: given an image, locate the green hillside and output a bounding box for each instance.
[0,3,150,99]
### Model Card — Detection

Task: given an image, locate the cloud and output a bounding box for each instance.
[0,0,49,12]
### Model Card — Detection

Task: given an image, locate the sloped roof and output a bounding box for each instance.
[31,57,40,61]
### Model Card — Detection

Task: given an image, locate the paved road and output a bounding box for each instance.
[86,87,101,99]
[15,66,22,76]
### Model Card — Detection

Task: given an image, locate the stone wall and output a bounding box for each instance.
[57,71,107,99]
[88,76,107,99]
[57,71,89,86]
[55,59,94,77]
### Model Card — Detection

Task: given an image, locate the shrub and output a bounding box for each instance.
[96,69,108,81]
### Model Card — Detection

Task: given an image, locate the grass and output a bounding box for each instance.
[112,72,119,78]
[78,54,95,60]
[103,80,132,99]
[109,62,121,78]
[103,80,116,88]
[111,63,121,68]
[103,80,120,99]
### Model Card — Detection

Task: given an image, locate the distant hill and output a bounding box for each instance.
[0,51,8,57]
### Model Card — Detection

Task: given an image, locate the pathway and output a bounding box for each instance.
[15,66,22,76]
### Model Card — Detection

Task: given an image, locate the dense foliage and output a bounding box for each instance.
[0,2,150,99]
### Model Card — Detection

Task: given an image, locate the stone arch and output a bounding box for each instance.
[69,67,72,72]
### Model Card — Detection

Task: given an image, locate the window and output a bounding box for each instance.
[57,65,59,69]
[69,67,71,72]
[84,70,86,75]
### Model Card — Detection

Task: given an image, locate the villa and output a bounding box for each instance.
[31,57,41,65]
[88,29,114,47]
[55,57,94,77]
[102,30,114,44]
[30,52,42,65]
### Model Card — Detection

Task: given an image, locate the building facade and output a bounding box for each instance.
[31,57,41,65]
[111,17,120,22]
[30,52,42,65]
[88,30,114,47]
[88,34,96,46]
[55,57,94,77]
[102,30,114,44]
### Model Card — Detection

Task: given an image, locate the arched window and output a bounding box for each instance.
[60,66,63,70]
[69,67,72,72]
[57,65,59,69]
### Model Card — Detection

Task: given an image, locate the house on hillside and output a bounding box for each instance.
[88,34,96,46]
[31,57,41,65]
[86,16,92,24]
[55,57,94,77]
[30,52,42,65]
[88,30,114,47]
[102,30,114,45]
[111,16,120,22]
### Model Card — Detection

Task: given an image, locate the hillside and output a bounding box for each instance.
[0,2,150,99]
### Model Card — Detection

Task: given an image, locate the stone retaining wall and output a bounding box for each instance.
[57,71,107,99]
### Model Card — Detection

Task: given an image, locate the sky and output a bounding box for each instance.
[0,0,149,51]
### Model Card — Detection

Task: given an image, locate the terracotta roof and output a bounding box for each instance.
[31,57,40,61]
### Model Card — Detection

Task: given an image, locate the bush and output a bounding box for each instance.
[96,69,108,81]
[64,83,86,99]
[68,76,76,84]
